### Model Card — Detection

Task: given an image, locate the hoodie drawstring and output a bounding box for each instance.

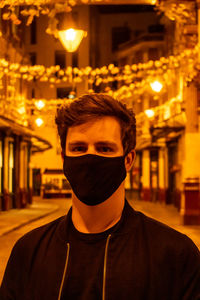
[102,234,111,300]
[58,243,70,300]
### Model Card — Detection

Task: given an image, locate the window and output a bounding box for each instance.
[72,52,78,68]
[29,52,37,65]
[31,88,35,98]
[30,17,37,44]
[57,87,72,99]
[1,14,9,35]
[148,48,158,61]
[133,50,143,63]
[57,88,76,99]
[119,57,128,67]
[112,26,131,51]
[32,168,41,196]
[8,142,14,193]
[55,51,66,69]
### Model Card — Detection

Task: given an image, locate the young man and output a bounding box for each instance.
[1,93,200,300]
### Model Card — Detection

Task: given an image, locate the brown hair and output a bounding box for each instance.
[55,93,136,155]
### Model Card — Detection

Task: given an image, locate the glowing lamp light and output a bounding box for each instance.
[17,106,26,114]
[145,109,155,118]
[58,28,87,52]
[150,80,163,93]
[35,100,45,110]
[35,117,44,127]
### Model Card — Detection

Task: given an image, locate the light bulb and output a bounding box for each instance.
[35,117,44,127]
[145,109,155,118]
[150,80,163,93]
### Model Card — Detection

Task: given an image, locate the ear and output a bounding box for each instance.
[125,149,136,172]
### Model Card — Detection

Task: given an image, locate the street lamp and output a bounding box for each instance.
[58,28,87,52]
[57,12,87,53]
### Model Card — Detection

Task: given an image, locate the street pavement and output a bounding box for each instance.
[0,194,200,284]
[0,198,59,237]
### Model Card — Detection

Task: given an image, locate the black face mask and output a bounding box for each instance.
[63,154,127,206]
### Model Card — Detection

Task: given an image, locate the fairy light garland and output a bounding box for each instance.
[0,43,199,86]
[1,43,200,103]
[0,0,198,131]
[0,0,116,27]
[155,1,196,24]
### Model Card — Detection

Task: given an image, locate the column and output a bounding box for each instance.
[3,137,11,210]
[181,83,200,224]
[141,149,150,201]
[14,135,21,208]
[158,147,167,203]
[19,141,28,208]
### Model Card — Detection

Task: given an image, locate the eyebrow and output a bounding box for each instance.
[68,141,118,146]
[95,141,118,148]
[68,141,87,145]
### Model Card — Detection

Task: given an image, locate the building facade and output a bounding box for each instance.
[0,8,51,211]
[114,2,200,225]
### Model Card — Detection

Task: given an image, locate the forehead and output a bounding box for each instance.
[66,116,122,143]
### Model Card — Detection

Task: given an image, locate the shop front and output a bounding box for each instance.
[0,117,51,211]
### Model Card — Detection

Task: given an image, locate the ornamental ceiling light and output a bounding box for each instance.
[58,28,87,52]
[57,12,87,52]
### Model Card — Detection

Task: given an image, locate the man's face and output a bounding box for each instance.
[65,116,124,157]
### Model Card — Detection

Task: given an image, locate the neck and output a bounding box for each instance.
[71,183,125,233]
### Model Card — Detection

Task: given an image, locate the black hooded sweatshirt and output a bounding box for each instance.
[1,200,200,300]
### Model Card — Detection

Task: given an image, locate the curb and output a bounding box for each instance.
[0,205,59,237]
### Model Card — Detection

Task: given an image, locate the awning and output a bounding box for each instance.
[150,125,184,142]
[0,117,52,153]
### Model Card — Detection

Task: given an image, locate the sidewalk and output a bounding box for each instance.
[127,192,200,250]
[0,198,59,237]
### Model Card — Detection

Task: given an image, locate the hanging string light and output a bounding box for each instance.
[35,117,44,127]
[144,109,155,118]
[0,43,200,98]
[34,100,45,110]
[0,0,121,26]
[150,80,163,93]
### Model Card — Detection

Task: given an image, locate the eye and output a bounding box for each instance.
[71,146,87,152]
[97,146,114,153]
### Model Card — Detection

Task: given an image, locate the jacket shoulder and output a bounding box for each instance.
[13,215,66,253]
[132,208,200,266]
